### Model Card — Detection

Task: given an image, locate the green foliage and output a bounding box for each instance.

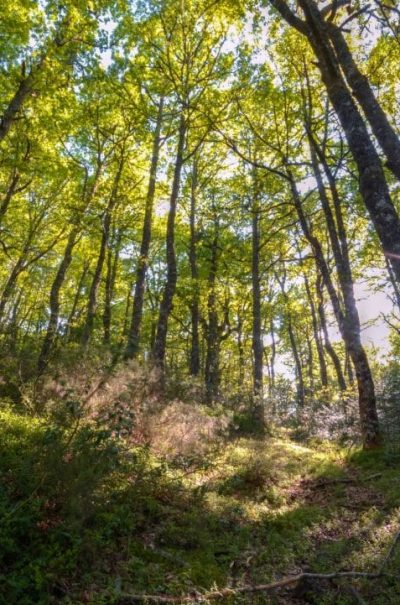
[2,0,400,601]
[0,406,162,604]
[1,404,400,604]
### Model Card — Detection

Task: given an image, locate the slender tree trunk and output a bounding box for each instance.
[153,113,186,369]
[290,177,380,447]
[38,161,103,359]
[269,319,276,393]
[64,261,89,341]
[251,185,265,427]
[316,276,347,391]
[287,316,306,408]
[81,227,108,345]
[126,98,164,358]
[122,282,133,339]
[103,230,122,345]
[82,159,123,345]
[189,158,200,375]
[0,171,20,225]
[204,219,220,404]
[304,274,328,387]
[237,314,245,386]
[8,289,22,353]
[37,228,78,373]
[276,271,305,408]
[306,330,314,391]
[0,256,26,326]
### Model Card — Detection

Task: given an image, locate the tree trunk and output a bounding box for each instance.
[306,330,314,391]
[299,0,400,281]
[237,314,245,386]
[316,276,347,391]
[153,113,186,368]
[290,177,381,448]
[0,256,27,326]
[37,228,78,373]
[0,69,37,143]
[325,11,400,181]
[122,282,134,339]
[103,230,122,345]
[304,274,328,387]
[8,289,22,353]
[64,261,89,341]
[82,159,123,345]
[204,219,220,404]
[287,316,306,408]
[126,98,164,358]
[272,0,400,281]
[251,185,265,427]
[345,348,355,386]
[269,318,276,393]
[189,157,200,375]
[0,170,20,225]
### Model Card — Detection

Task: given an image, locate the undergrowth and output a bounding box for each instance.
[1,401,399,605]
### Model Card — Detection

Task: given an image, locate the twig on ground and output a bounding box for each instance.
[315,472,382,488]
[115,571,399,603]
[379,527,400,573]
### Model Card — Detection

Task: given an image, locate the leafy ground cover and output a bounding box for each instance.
[1,407,399,605]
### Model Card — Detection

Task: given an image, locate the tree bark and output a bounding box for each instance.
[0,170,20,225]
[82,158,123,345]
[204,217,220,404]
[288,315,306,409]
[126,98,164,358]
[251,181,265,426]
[324,9,400,181]
[0,69,37,144]
[189,157,200,375]
[269,318,276,393]
[37,227,78,373]
[304,274,328,387]
[64,261,89,341]
[316,275,347,391]
[290,176,381,448]
[103,230,122,345]
[153,112,186,368]
[237,314,245,386]
[271,0,400,282]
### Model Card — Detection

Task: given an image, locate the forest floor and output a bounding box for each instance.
[1,408,400,605]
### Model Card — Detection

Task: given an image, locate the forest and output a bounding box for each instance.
[1,0,400,603]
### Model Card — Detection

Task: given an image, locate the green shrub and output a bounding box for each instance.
[0,407,159,604]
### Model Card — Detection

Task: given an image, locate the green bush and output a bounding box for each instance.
[0,407,159,604]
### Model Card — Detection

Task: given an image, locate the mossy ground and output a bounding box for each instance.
[1,409,399,604]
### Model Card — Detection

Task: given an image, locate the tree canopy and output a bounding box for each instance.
[1,0,400,449]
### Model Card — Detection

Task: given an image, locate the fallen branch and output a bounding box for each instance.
[379,528,400,573]
[115,571,399,603]
[314,472,382,488]
[116,496,400,604]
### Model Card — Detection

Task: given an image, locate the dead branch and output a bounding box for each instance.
[115,571,399,603]
[116,517,400,603]
[314,472,382,488]
[379,528,400,573]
